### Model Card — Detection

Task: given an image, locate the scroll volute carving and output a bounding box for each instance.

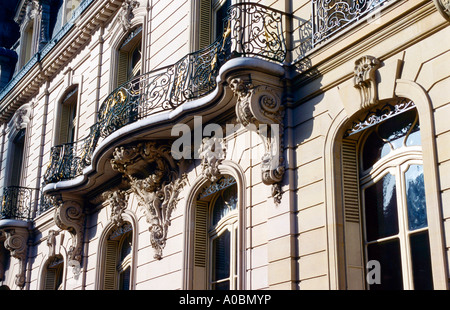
[354,55,381,110]
[110,141,187,260]
[230,78,285,204]
[0,228,29,288]
[54,200,84,264]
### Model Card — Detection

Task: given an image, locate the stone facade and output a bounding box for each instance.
[0,0,449,291]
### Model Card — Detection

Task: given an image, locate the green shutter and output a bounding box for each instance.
[199,0,212,49]
[58,104,70,145]
[193,201,208,289]
[44,268,57,290]
[103,239,119,290]
[117,51,129,87]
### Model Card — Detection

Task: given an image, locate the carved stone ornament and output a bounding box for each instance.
[354,55,381,110]
[11,103,32,131]
[0,228,28,288]
[54,200,84,264]
[229,78,285,204]
[23,0,40,25]
[111,141,187,259]
[120,0,140,32]
[434,0,450,21]
[103,190,129,227]
[198,137,226,182]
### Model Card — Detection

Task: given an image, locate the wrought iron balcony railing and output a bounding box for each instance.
[0,186,36,221]
[43,3,288,184]
[311,0,390,46]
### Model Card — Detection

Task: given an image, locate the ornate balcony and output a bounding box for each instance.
[43,3,288,185]
[0,186,36,221]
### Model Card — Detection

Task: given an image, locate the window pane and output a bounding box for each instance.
[410,231,433,290]
[212,195,226,226]
[367,239,403,290]
[119,266,131,290]
[406,121,421,146]
[364,173,399,241]
[377,109,417,150]
[212,281,230,290]
[405,165,427,230]
[362,130,385,170]
[212,230,230,282]
[120,232,132,261]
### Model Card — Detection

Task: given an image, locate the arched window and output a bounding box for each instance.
[9,129,26,187]
[103,223,133,290]
[57,86,78,145]
[191,176,239,290]
[117,27,142,87]
[342,99,433,290]
[43,255,64,290]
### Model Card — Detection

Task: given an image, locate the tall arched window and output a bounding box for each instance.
[117,27,142,87]
[103,223,133,290]
[191,176,239,290]
[57,86,78,145]
[42,255,64,290]
[342,99,433,290]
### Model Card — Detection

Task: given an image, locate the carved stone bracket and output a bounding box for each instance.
[103,190,129,227]
[120,0,140,32]
[12,104,32,131]
[0,228,28,288]
[434,0,450,21]
[229,78,285,204]
[198,137,226,182]
[110,141,187,260]
[354,55,381,110]
[54,200,84,264]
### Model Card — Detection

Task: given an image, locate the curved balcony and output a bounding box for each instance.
[0,186,36,221]
[43,3,288,185]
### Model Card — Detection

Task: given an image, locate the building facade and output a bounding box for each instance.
[0,0,449,290]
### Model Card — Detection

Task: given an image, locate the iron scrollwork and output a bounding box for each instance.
[312,0,389,46]
[43,3,288,185]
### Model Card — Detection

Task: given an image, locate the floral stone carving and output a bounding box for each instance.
[354,55,381,110]
[110,141,187,259]
[198,137,226,182]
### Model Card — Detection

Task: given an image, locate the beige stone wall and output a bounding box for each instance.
[1,0,450,291]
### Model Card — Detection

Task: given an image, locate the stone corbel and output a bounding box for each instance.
[103,190,129,228]
[110,141,187,259]
[229,78,285,204]
[198,137,227,183]
[0,228,28,288]
[354,55,381,110]
[120,0,140,32]
[10,103,32,132]
[54,200,85,265]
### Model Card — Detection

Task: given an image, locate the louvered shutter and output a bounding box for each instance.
[199,0,212,49]
[341,139,365,289]
[58,103,70,145]
[117,51,129,87]
[103,239,119,290]
[193,201,208,289]
[43,268,57,290]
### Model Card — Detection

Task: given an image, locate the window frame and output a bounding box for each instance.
[343,105,435,290]
[207,185,239,290]
[183,167,245,290]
